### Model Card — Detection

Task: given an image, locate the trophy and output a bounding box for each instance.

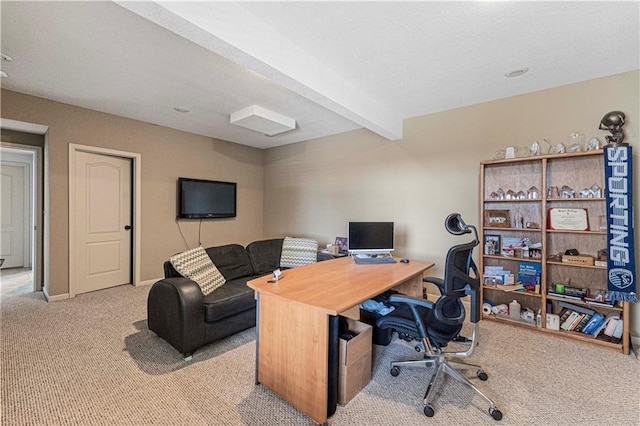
[599,111,627,147]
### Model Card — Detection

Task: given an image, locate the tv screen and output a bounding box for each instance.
[347,222,394,253]
[177,178,236,219]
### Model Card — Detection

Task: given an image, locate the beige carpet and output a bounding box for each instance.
[1,284,639,425]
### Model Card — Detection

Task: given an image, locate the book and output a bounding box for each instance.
[517,261,541,285]
[592,313,620,338]
[558,301,595,316]
[568,313,585,331]
[573,313,593,332]
[558,308,572,324]
[561,311,580,331]
[582,313,604,335]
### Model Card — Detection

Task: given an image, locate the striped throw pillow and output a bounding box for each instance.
[169,246,226,296]
[280,237,318,268]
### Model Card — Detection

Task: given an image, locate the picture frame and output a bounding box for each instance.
[484,209,511,228]
[484,234,501,256]
[334,237,348,252]
[547,207,589,231]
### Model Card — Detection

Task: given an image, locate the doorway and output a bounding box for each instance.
[0,142,44,295]
[68,144,141,297]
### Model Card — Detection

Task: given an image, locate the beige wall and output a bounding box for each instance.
[2,71,639,341]
[264,70,640,341]
[1,89,265,297]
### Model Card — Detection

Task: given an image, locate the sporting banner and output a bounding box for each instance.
[604,145,637,304]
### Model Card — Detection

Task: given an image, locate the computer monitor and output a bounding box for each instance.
[347,222,394,253]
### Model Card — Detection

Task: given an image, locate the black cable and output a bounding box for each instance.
[176,218,190,250]
[198,218,203,246]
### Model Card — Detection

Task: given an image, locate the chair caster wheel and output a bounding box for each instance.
[477,370,488,381]
[490,408,503,421]
[390,366,400,377]
[423,404,435,417]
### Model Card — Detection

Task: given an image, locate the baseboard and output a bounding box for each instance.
[631,335,640,349]
[139,278,162,287]
[42,287,69,302]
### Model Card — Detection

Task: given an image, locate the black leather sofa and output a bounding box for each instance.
[148,238,330,359]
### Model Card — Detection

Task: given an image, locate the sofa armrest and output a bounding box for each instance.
[147,277,206,356]
[317,252,334,262]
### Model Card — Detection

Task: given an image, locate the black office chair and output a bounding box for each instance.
[377,213,502,421]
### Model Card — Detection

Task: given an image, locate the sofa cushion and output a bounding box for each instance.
[203,277,256,322]
[206,244,254,281]
[246,239,284,275]
[169,246,226,296]
[280,237,318,268]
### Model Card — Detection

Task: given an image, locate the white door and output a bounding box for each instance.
[0,164,26,268]
[75,152,132,294]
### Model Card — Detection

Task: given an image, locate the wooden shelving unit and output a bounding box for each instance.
[479,150,630,354]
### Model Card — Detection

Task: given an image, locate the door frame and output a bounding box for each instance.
[69,144,141,297]
[0,142,44,292]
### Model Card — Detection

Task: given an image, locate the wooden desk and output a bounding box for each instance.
[247,257,434,425]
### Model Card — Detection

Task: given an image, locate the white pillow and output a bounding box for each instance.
[280,237,318,268]
[169,246,226,296]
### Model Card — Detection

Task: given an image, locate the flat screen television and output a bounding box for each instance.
[177,178,236,219]
[347,221,394,253]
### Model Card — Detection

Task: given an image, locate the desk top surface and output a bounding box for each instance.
[247,257,434,315]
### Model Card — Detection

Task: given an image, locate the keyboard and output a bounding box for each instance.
[353,254,397,264]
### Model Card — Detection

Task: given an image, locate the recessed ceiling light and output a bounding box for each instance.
[504,68,529,78]
[0,70,7,78]
[1,53,14,62]
[173,107,189,113]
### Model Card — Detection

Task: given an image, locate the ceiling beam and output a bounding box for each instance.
[116,1,403,140]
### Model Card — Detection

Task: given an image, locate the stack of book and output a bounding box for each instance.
[557,301,622,342]
[483,266,515,286]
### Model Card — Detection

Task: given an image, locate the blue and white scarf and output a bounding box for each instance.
[604,145,637,304]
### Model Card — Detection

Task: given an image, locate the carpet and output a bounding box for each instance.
[1,284,638,425]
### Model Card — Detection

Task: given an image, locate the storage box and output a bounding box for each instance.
[338,317,372,405]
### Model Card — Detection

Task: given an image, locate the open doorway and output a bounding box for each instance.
[1,127,45,296]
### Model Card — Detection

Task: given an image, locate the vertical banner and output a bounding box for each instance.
[604,145,637,303]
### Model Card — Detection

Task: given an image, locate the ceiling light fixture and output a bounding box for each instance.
[173,107,189,113]
[0,71,7,78]
[504,68,529,78]
[1,53,14,62]
[230,105,296,136]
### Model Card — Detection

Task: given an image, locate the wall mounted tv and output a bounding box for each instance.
[177,178,236,219]
[347,221,394,253]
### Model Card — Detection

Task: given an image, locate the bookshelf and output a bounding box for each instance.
[479,151,630,354]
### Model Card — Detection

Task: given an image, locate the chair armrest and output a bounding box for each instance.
[387,294,434,310]
[387,294,434,338]
[423,277,445,294]
[147,277,206,355]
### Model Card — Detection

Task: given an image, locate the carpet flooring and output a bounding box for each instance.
[1,284,638,425]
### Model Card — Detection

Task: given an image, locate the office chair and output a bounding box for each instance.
[377,213,503,421]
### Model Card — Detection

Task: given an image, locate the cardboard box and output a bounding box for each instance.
[338,317,372,404]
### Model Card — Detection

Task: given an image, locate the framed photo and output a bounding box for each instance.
[334,237,348,252]
[484,234,501,256]
[484,209,511,228]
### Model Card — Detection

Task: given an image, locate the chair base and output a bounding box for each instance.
[390,354,502,420]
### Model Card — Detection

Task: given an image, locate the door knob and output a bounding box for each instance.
[124,225,132,230]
